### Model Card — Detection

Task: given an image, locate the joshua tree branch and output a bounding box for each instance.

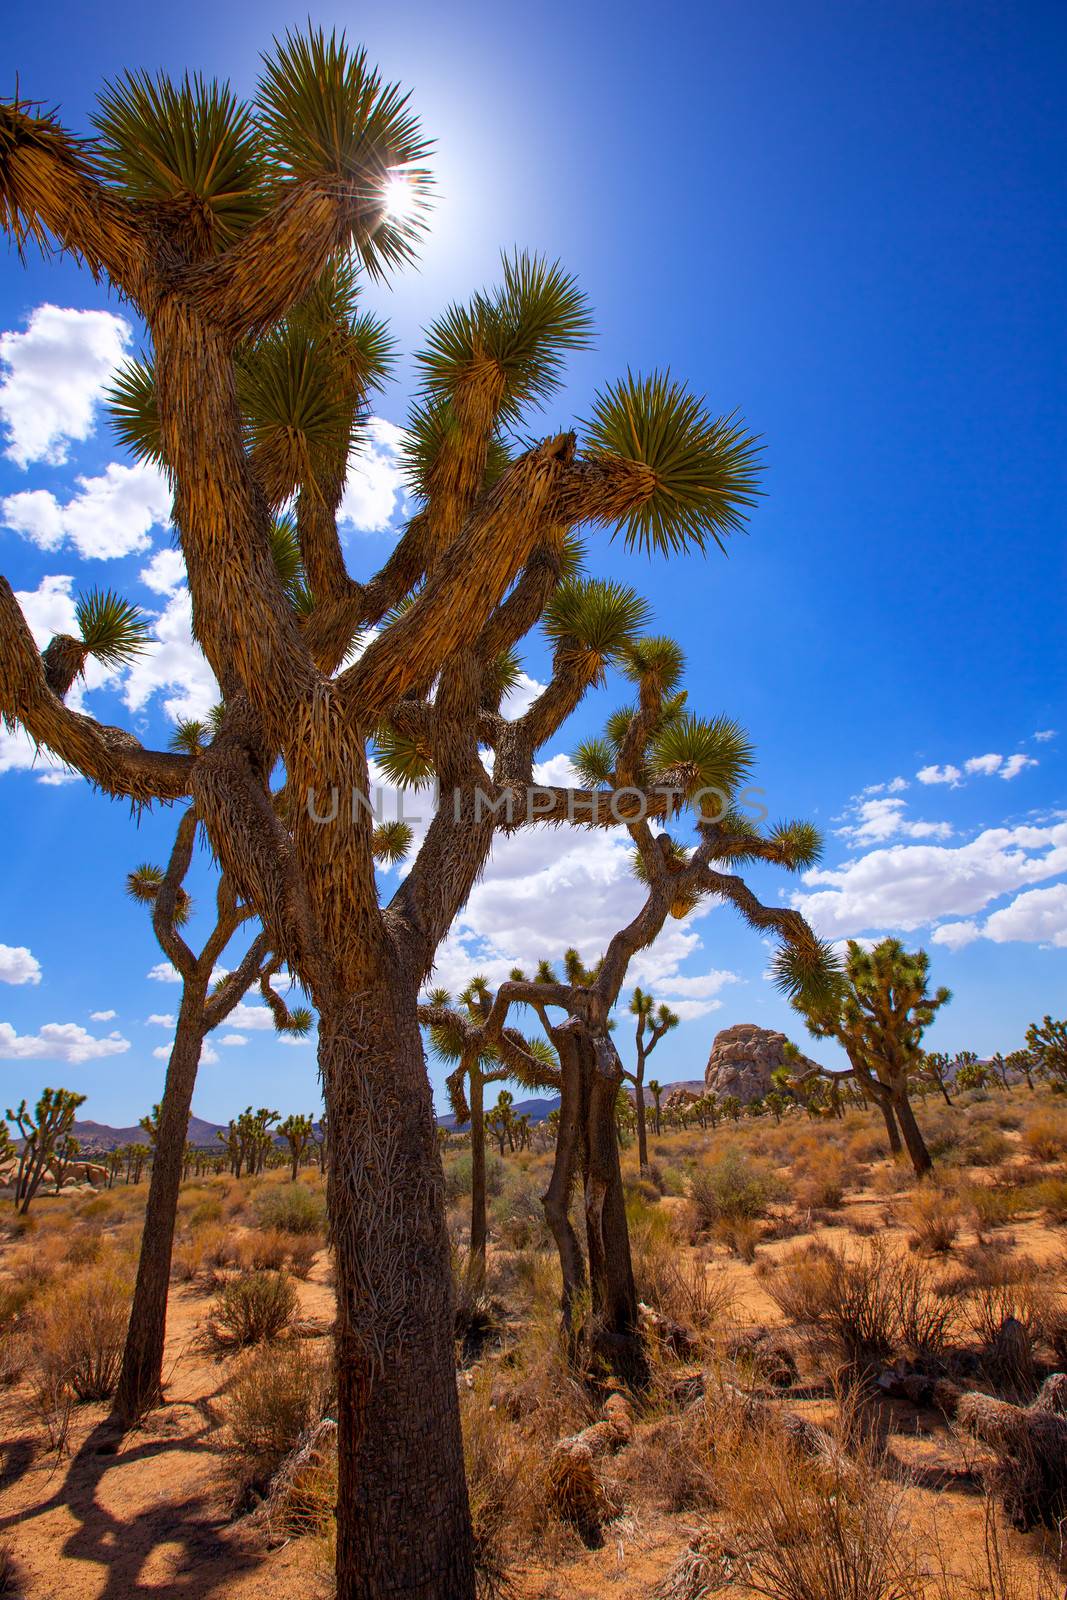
[0,578,192,802]
[152,809,199,981]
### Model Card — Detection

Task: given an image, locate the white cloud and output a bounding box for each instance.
[0,304,131,467]
[793,818,1067,940]
[122,587,219,722]
[984,883,1067,946]
[146,1013,175,1028]
[139,547,186,596]
[930,920,982,951]
[338,418,407,534]
[861,776,908,797]
[2,460,171,560]
[90,1009,116,1021]
[0,1019,130,1062]
[0,945,42,985]
[665,998,724,1022]
[501,672,546,721]
[225,1001,276,1032]
[917,764,962,787]
[916,751,1037,788]
[1034,730,1056,743]
[658,969,740,1000]
[839,796,952,846]
[201,1043,219,1065]
[148,960,229,985]
[152,1045,169,1060]
[220,1033,247,1047]
[278,1033,313,1047]
[964,753,1003,777]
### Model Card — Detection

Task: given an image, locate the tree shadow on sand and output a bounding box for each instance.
[0,1404,264,1599]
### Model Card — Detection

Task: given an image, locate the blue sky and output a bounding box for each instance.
[0,0,1064,1125]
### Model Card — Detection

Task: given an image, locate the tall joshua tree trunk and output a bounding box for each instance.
[892,1089,933,1178]
[634,1077,650,1176]
[879,1098,903,1156]
[115,988,205,1418]
[320,996,474,1600]
[468,1068,487,1290]
[580,1032,640,1370]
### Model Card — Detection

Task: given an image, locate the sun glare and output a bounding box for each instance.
[382,172,419,224]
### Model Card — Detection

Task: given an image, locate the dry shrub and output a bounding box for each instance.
[1027,1176,1067,1222]
[171,1234,205,1282]
[964,1275,1057,1350]
[189,1196,224,1226]
[968,1182,1027,1232]
[871,1162,911,1197]
[1022,1112,1067,1164]
[714,1215,763,1262]
[285,1233,319,1280]
[208,1270,297,1349]
[33,1261,131,1402]
[768,1238,951,1374]
[462,1364,583,1572]
[239,1228,290,1271]
[689,1146,783,1233]
[253,1183,326,1236]
[794,1149,855,1211]
[223,1339,334,1499]
[0,1543,22,1597]
[903,1184,963,1255]
[660,1393,923,1600]
[197,1223,236,1270]
[631,1219,734,1336]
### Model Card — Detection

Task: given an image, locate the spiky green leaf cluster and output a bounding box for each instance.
[620,635,686,696]
[371,819,414,864]
[255,28,431,279]
[649,713,755,814]
[571,737,615,787]
[169,719,209,756]
[92,72,267,249]
[417,252,592,423]
[125,863,192,926]
[76,590,150,666]
[542,578,651,683]
[372,725,435,790]
[401,398,513,501]
[585,370,762,555]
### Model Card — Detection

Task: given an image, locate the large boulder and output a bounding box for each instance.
[704,1023,816,1104]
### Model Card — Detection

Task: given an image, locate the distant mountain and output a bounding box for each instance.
[71,1114,227,1151]
[438,1094,561,1131]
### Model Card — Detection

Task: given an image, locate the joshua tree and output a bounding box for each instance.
[779,937,950,1178]
[622,987,678,1174]
[1026,1017,1067,1088]
[954,1056,989,1092]
[116,804,310,1423]
[422,979,557,1289]
[279,1113,315,1181]
[646,1079,664,1136]
[1007,1047,1038,1093]
[126,1143,149,1185]
[0,33,783,1591]
[49,1132,81,1192]
[7,1088,86,1213]
[921,1050,955,1106]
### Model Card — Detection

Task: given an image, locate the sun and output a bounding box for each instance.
[382,172,419,224]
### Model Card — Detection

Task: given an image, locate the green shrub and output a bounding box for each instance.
[190,1197,224,1226]
[209,1270,298,1347]
[254,1184,326,1236]
[444,1150,504,1204]
[689,1147,783,1231]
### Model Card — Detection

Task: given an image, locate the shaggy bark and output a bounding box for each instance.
[320,994,474,1600]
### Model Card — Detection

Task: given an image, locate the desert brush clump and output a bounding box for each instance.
[208,1269,298,1348]
[253,1181,326,1236]
[223,1338,335,1505]
[32,1259,133,1403]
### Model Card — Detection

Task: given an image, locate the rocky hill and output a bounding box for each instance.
[704,1023,821,1103]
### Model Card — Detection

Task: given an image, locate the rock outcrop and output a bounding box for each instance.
[703,1023,818,1103]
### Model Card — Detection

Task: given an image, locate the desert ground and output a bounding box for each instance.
[3,1085,1067,1599]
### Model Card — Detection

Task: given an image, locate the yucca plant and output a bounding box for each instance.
[624,988,680,1174]
[419,979,558,1290]
[776,937,951,1178]
[40,589,150,699]
[1,29,782,1594]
